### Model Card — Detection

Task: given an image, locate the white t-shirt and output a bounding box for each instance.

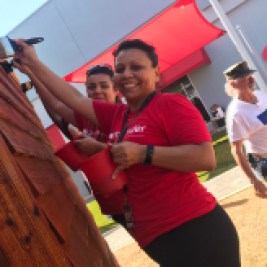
[226,90,267,153]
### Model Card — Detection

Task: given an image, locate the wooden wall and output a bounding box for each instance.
[0,64,119,267]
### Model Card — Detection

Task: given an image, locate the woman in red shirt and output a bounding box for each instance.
[15,39,240,267]
[13,61,126,222]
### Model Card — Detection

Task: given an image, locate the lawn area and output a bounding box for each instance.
[197,129,236,182]
[87,200,117,233]
[88,129,237,232]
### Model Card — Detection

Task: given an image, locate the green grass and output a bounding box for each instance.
[197,130,236,182]
[87,201,117,234]
[88,129,236,232]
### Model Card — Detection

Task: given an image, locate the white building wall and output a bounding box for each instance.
[190,0,267,110]
[10,0,175,79]
[7,0,267,198]
[10,0,267,115]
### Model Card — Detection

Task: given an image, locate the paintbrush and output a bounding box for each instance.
[0,36,44,59]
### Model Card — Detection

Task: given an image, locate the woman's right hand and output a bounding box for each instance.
[12,59,32,76]
[68,124,84,140]
[14,39,39,67]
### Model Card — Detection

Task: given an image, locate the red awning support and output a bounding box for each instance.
[64,0,224,84]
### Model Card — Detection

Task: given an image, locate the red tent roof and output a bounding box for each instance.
[63,0,224,83]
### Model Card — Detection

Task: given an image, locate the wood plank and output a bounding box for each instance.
[0,120,54,160]
[0,62,120,267]
[15,156,63,195]
[0,95,48,141]
[0,135,71,266]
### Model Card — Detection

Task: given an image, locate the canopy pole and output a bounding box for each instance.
[235,25,267,78]
[209,0,267,92]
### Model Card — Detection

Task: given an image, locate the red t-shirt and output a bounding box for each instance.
[74,111,107,142]
[93,93,217,248]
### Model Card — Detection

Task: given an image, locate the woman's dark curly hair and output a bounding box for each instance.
[113,39,158,67]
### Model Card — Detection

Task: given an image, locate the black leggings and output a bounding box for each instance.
[144,204,240,267]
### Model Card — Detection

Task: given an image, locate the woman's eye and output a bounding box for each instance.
[131,65,142,71]
[115,66,124,73]
[87,85,96,91]
[101,85,109,90]
[115,69,124,74]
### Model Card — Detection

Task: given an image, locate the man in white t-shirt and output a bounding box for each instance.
[224,61,267,198]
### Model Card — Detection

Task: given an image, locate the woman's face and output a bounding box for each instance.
[85,73,116,103]
[114,48,159,104]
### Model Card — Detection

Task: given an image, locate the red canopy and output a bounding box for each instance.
[63,0,224,83]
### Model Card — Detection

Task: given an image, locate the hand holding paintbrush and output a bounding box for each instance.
[13,39,41,68]
[0,37,43,59]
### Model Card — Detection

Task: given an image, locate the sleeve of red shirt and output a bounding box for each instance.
[159,94,212,145]
[92,100,124,134]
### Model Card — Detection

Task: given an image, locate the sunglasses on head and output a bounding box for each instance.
[86,64,113,76]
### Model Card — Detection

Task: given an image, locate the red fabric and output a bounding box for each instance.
[74,111,107,142]
[157,48,210,89]
[93,93,216,247]
[63,0,224,83]
[46,124,66,150]
[262,46,267,61]
[74,111,125,214]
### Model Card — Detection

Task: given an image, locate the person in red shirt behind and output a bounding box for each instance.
[14,38,240,267]
[13,61,126,224]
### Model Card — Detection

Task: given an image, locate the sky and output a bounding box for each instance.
[0,0,48,36]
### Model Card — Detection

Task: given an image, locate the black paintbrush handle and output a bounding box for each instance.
[24,37,44,45]
[8,37,44,51]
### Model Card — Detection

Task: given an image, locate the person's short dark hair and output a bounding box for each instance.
[113,39,158,67]
[223,61,256,80]
[86,64,114,78]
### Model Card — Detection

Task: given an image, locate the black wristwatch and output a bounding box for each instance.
[144,145,154,165]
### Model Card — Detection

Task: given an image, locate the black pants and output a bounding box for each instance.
[144,204,240,267]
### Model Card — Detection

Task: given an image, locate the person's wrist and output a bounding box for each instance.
[27,57,40,69]
[94,141,107,154]
[249,176,258,184]
[144,145,154,165]
[137,145,146,164]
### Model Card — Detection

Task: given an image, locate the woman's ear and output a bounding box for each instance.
[154,66,160,83]
[247,76,255,90]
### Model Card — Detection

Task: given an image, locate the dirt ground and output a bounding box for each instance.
[114,186,267,267]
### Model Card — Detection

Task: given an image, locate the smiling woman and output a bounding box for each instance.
[14,38,241,267]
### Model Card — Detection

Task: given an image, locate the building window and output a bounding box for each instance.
[161,76,211,122]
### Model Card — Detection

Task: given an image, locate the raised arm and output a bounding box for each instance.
[14,39,98,126]
[13,61,76,127]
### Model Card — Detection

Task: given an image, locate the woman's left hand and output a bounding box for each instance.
[110,142,145,175]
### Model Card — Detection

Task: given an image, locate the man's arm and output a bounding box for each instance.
[230,140,267,198]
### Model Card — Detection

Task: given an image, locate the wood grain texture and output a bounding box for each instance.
[0,65,119,267]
